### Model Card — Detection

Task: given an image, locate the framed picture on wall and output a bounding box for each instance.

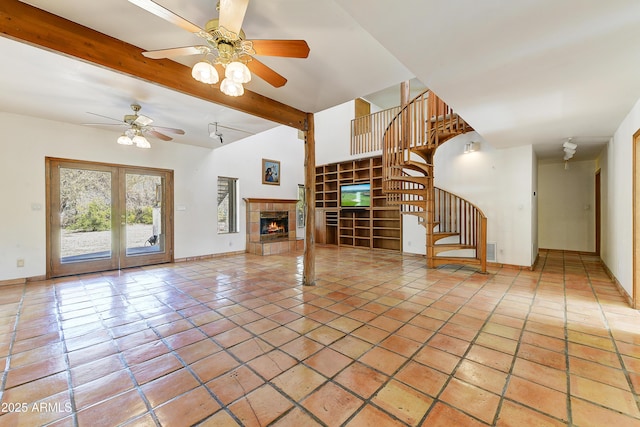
[262,159,280,185]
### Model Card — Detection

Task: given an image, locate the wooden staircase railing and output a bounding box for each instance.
[373,88,486,272]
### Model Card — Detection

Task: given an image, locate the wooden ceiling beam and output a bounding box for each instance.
[0,0,309,131]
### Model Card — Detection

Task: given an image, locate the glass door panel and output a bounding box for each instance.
[120,170,171,268]
[47,158,173,278]
[49,161,119,277]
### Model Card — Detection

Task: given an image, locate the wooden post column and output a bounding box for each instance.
[303,113,316,286]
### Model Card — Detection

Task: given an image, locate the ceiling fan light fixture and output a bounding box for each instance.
[220,78,244,96]
[225,61,251,84]
[117,134,133,145]
[133,134,151,148]
[192,61,219,84]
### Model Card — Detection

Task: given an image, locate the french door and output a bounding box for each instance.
[46,158,173,278]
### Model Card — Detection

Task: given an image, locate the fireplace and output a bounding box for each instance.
[260,211,288,241]
[245,198,303,256]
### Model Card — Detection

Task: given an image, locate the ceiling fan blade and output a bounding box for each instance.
[246,58,287,88]
[128,0,203,34]
[218,0,249,38]
[151,126,185,135]
[134,115,154,126]
[145,130,173,141]
[251,40,310,58]
[142,46,208,59]
[86,112,124,123]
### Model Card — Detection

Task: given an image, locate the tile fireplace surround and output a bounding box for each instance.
[245,198,303,255]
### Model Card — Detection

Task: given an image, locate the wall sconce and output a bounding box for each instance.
[464,142,480,154]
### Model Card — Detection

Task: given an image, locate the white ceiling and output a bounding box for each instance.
[3,0,640,160]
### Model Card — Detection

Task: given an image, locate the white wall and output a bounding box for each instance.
[0,113,303,281]
[600,98,640,297]
[537,160,596,252]
[432,133,535,267]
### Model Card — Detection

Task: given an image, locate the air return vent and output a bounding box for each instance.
[486,242,497,262]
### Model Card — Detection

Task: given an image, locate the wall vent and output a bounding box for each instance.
[486,242,497,262]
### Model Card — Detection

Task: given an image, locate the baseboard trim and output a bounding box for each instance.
[174,250,246,263]
[601,261,634,308]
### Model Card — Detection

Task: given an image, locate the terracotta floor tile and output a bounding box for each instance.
[496,400,567,427]
[305,324,346,345]
[206,366,265,405]
[330,335,374,359]
[359,346,407,375]
[440,378,501,424]
[334,361,388,399]
[302,381,363,426]
[454,359,509,395]
[422,401,487,427]
[73,369,135,409]
[279,336,324,361]
[272,364,327,401]
[2,249,640,426]
[511,357,566,393]
[228,384,293,427]
[570,375,640,417]
[227,337,273,363]
[571,396,640,427]
[129,352,182,385]
[191,351,240,383]
[505,376,568,421]
[395,360,449,397]
[154,386,220,426]
[76,389,148,427]
[414,345,460,374]
[372,379,433,426]
[246,349,297,381]
[462,345,513,374]
[141,368,200,408]
[271,407,323,427]
[346,404,407,427]
[174,339,222,364]
[305,347,352,377]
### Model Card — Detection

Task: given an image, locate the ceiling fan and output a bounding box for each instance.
[128,0,310,96]
[84,104,185,148]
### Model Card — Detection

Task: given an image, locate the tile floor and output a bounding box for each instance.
[0,247,639,426]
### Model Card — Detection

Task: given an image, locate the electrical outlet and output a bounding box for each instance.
[17,259,25,268]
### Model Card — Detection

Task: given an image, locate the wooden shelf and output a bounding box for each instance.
[314,155,401,251]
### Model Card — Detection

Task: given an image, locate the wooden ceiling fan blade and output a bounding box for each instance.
[145,130,173,141]
[246,58,287,87]
[218,0,249,38]
[142,46,208,59]
[251,40,310,58]
[151,126,185,135]
[128,0,203,34]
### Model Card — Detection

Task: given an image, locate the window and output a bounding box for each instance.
[217,177,238,233]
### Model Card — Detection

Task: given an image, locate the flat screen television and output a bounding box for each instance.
[340,183,371,207]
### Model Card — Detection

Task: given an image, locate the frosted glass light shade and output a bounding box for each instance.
[220,78,244,96]
[225,61,251,84]
[192,61,219,84]
[133,135,151,148]
[117,134,133,145]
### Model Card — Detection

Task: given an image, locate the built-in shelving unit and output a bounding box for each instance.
[315,155,401,251]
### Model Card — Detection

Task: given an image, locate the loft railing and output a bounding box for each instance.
[351,106,400,155]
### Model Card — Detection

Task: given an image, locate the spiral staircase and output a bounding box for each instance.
[352,88,487,272]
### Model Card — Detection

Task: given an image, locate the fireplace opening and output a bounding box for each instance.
[260,211,289,241]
